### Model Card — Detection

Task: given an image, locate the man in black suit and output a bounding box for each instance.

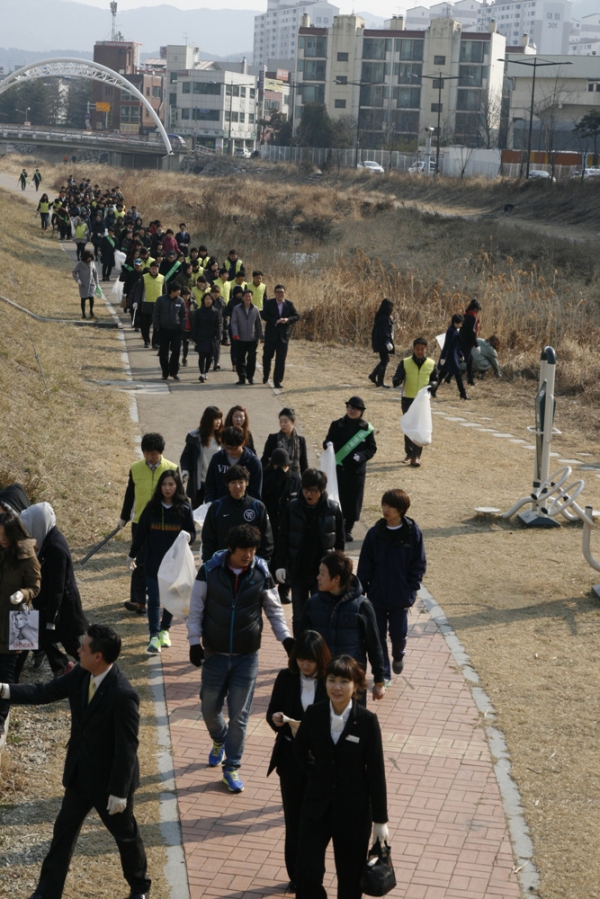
[261,284,299,389]
[0,624,150,899]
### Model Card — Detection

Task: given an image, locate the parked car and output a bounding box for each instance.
[357,160,385,173]
[408,160,437,174]
[167,133,188,149]
[234,147,252,158]
[526,169,555,182]
[570,167,600,179]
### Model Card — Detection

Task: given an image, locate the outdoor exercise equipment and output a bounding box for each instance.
[476,346,600,595]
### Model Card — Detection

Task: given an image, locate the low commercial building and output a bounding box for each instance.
[92,41,164,134]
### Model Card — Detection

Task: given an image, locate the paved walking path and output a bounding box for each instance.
[3,174,527,898]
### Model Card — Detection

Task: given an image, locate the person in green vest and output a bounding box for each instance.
[140,262,165,348]
[100,227,116,281]
[197,245,211,269]
[32,169,42,191]
[392,337,439,468]
[36,193,50,231]
[248,271,266,310]
[18,169,27,190]
[232,270,248,295]
[323,397,377,542]
[159,249,181,286]
[73,217,90,261]
[214,268,232,303]
[224,249,245,281]
[119,432,178,616]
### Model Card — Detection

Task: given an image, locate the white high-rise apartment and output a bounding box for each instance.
[254,0,339,67]
[477,0,572,54]
[405,2,482,32]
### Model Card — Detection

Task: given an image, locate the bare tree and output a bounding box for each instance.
[478,90,503,149]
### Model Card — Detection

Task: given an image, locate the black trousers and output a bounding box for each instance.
[401,396,422,461]
[263,338,288,385]
[236,340,258,382]
[374,606,408,679]
[337,467,366,533]
[198,351,213,376]
[158,329,182,377]
[139,312,155,346]
[279,764,307,882]
[101,263,113,280]
[296,803,371,899]
[80,296,94,316]
[36,787,150,898]
[0,653,17,726]
[370,349,390,386]
[130,522,147,608]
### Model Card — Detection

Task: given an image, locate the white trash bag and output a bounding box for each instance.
[400,387,433,447]
[111,279,124,304]
[320,442,340,505]
[113,250,127,274]
[192,501,211,529]
[157,531,196,619]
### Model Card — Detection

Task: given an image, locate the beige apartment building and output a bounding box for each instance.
[294,14,506,149]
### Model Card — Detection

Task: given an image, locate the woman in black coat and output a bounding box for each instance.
[261,448,301,604]
[368,298,394,388]
[190,294,221,382]
[294,654,389,899]
[261,407,308,475]
[180,405,223,507]
[100,228,117,281]
[18,503,88,677]
[266,631,330,892]
[437,313,469,400]
[459,299,481,387]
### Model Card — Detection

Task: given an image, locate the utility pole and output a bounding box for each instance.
[110,2,118,41]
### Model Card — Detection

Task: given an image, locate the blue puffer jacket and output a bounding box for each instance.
[300,575,385,683]
[357,517,426,611]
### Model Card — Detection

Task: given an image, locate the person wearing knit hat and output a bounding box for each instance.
[323,398,377,541]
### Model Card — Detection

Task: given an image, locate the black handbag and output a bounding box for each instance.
[360,839,397,896]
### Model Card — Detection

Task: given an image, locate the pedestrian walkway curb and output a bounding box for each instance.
[420,585,539,895]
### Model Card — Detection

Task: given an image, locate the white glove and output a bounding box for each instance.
[117,518,127,528]
[9,591,24,605]
[353,454,361,462]
[46,623,56,631]
[127,556,137,571]
[386,342,393,352]
[107,795,127,815]
[373,823,389,842]
[275,569,287,584]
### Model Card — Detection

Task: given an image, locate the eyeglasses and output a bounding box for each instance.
[302,487,321,495]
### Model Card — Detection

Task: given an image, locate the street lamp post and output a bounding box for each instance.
[421,72,460,174]
[498,57,571,179]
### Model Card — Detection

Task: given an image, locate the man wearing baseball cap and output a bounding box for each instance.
[323,396,377,541]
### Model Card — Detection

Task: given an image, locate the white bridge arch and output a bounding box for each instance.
[0,57,173,155]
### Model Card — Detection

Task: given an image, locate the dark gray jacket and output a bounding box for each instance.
[153,293,186,331]
[231,303,263,342]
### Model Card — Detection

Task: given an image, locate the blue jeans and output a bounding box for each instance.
[146,576,173,638]
[200,652,259,770]
[374,606,408,679]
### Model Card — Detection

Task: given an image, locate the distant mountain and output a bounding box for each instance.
[356,11,387,29]
[0,48,92,72]
[1,0,260,56]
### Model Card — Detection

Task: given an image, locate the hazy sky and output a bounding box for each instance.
[72,0,414,16]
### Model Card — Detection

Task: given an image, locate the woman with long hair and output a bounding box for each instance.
[369,298,395,388]
[180,406,224,507]
[261,407,308,475]
[267,631,331,893]
[294,654,389,898]
[128,470,195,654]
[37,192,50,231]
[0,511,41,735]
[224,405,255,453]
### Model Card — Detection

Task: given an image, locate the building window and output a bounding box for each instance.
[299,83,325,103]
[241,86,247,97]
[433,55,446,65]
[181,108,190,120]
[250,88,256,98]
[249,113,255,123]
[397,87,421,108]
[335,98,347,108]
[397,62,422,84]
[169,92,177,106]
[170,72,178,83]
[460,40,485,62]
[363,38,392,59]
[194,108,220,121]
[431,102,442,112]
[456,88,482,110]
[240,112,245,122]
[337,51,349,61]
[152,85,162,98]
[459,65,484,87]
[145,87,150,96]
[182,82,191,93]
[304,59,327,80]
[120,105,140,122]
[361,61,387,83]
[396,38,424,61]
[360,84,385,107]
[395,110,420,133]
[432,78,444,89]
[336,75,348,85]
[302,35,327,57]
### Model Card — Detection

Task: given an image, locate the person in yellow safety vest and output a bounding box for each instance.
[232,271,248,294]
[197,245,211,269]
[392,337,439,468]
[248,271,267,311]
[224,249,245,281]
[214,268,232,304]
[140,262,165,348]
[118,431,178,614]
[187,247,201,267]
[37,193,51,231]
[73,217,90,261]
[192,275,209,308]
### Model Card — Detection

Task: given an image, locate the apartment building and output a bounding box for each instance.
[164,45,258,152]
[254,0,339,67]
[569,13,600,55]
[477,0,572,54]
[294,15,506,150]
[405,1,481,32]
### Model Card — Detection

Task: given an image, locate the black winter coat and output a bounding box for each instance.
[100,235,116,266]
[36,526,88,637]
[190,305,221,353]
[201,494,273,563]
[275,491,345,578]
[180,428,211,501]
[261,431,308,475]
[357,517,426,610]
[266,668,327,775]
[261,468,301,544]
[371,315,394,354]
[323,416,377,477]
[204,448,263,503]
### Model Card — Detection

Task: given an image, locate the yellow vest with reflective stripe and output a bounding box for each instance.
[403,356,435,399]
[248,282,266,310]
[130,457,177,523]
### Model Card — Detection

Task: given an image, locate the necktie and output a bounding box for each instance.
[88,677,96,705]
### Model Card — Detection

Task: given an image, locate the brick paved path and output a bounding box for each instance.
[162,597,522,898]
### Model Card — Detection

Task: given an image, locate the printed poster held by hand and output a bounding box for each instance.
[320,442,340,504]
[400,386,433,447]
[157,531,197,619]
[9,608,39,651]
